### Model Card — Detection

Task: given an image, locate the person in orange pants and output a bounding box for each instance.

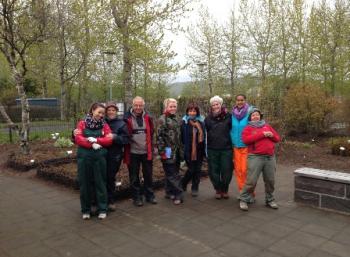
[233,147,248,192]
[230,94,254,194]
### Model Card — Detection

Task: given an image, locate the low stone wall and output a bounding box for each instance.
[294,168,350,215]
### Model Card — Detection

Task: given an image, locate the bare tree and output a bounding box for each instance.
[0,0,47,153]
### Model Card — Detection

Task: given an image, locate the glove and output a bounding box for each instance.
[87,137,97,143]
[92,143,102,150]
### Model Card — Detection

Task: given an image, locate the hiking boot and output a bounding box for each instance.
[239,201,248,211]
[266,201,278,209]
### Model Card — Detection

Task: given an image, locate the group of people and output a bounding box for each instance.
[74,94,280,220]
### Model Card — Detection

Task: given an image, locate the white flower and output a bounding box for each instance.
[30,159,35,163]
[348,140,350,144]
[51,133,55,136]
[66,150,73,155]
[339,146,346,151]
[311,139,315,142]
[52,136,57,140]
[55,133,60,136]
[116,181,122,187]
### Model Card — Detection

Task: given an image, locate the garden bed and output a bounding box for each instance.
[6,140,77,171]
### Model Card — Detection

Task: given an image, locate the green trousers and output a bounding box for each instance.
[77,147,108,214]
[207,149,233,193]
[239,154,276,203]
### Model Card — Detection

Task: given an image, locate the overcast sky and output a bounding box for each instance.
[169,0,321,83]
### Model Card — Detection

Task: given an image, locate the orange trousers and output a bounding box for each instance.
[233,147,248,192]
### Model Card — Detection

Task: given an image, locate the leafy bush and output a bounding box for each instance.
[283,83,336,135]
[54,137,73,148]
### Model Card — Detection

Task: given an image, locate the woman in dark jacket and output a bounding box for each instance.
[104,102,130,211]
[181,103,205,197]
[205,96,233,199]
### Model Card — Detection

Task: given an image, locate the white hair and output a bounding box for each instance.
[163,98,177,109]
[132,96,145,105]
[209,95,223,106]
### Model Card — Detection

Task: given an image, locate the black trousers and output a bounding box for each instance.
[163,162,183,200]
[106,154,122,203]
[128,153,155,201]
[182,160,202,191]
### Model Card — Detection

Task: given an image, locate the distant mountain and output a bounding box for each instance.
[168,82,190,97]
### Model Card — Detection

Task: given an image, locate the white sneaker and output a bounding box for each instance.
[239,201,248,211]
[82,213,90,220]
[266,201,279,209]
[98,213,107,219]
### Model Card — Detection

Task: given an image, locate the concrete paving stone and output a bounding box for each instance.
[284,230,328,248]
[44,233,103,257]
[271,216,307,229]
[255,250,285,257]
[130,227,182,249]
[189,213,226,229]
[245,208,282,222]
[82,229,134,249]
[151,213,193,229]
[6,242,61,257]
[268,239,313,257]
[285,207,329,222]
[187,202,219,213]
[161,237,211,257]
[228,213,267,229]
[0,231,44,252]
[173,222,232,249]
[320,241,350,257]
[300,223,340,239]
[207,207,244,221]
[199,250,229,257]
[329,228,350,245]
[235,229,280,248]
[214,222,251,237]
[219,239,263,257]
[0,249,11,257]
[256,222,297,238]
[307,249,340,257]
[110,239,156,257]
[315,214,350,230]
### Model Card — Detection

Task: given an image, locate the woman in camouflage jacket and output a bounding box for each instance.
[157,98,184,205]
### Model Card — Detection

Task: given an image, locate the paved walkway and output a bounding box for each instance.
[1,164,350,257]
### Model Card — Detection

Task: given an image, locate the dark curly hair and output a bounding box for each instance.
[186,102,200,116]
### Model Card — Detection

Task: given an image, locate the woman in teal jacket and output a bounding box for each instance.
[230,94,253,193]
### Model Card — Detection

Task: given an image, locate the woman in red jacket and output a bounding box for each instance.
[75,103,113,220]
[239,108,280,211]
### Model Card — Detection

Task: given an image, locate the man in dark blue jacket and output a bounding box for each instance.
[105,102,130,211]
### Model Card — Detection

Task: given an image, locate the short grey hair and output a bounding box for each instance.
[209,95,223,106]
[132,96,145,105]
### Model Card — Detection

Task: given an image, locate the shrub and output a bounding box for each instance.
[54,137,74,148]
[283,84,336,135]
[328,137,350,157]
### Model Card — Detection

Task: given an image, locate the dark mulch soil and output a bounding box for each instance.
[2,136,349,193]
[277,137,350,173]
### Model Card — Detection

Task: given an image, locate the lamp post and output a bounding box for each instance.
[196,62,207,96]
[103,51,116,101]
